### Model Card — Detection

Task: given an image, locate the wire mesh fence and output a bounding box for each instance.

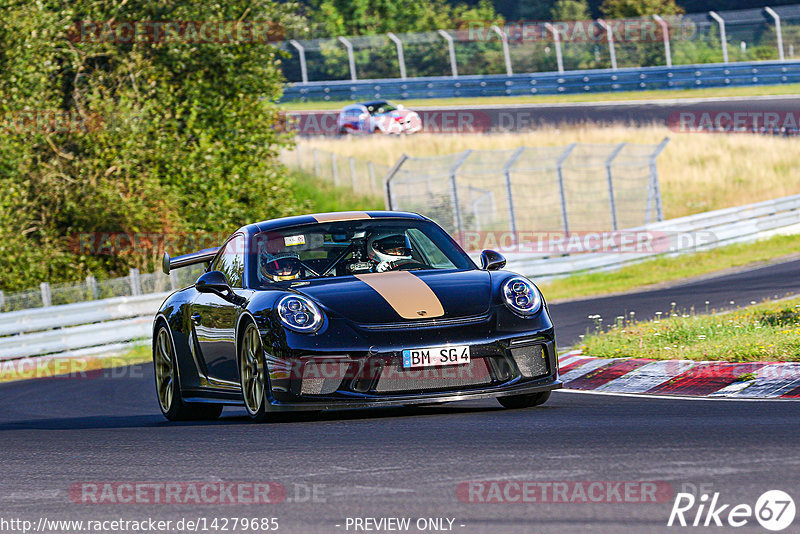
[279,5,800,84]
[385,140,669,235]
[281,145,391,198]
[0,265,204,313]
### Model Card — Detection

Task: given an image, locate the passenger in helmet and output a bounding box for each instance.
[368,233,413,272]
[259,254,302,282]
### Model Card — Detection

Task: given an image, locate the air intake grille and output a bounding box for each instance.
[299,361,349,395]
[374,358,492,393]
[510,345,548,378]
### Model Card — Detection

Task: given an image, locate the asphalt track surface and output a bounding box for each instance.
[2,258,800,533]
[293,94,800,134]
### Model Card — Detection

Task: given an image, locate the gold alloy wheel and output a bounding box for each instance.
[154,328,175,413]
[240,324,266,415]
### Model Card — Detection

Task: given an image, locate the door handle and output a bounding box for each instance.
[191,313,201,325]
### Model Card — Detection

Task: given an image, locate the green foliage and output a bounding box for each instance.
[0,0,302,290]
[600,0,683,18]
[551,0,591,21]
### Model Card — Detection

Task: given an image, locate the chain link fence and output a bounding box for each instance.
[279,5,800,84]
[0,266,204,313]
[281,145,391,198]
[385,141,669,235]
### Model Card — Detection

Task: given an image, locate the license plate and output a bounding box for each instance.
[402,345,471,369]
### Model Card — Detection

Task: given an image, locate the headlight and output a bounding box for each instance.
[276,294,323,333]
[501,277,542,317]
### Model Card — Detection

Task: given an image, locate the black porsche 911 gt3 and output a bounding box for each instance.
[153,211,561,421]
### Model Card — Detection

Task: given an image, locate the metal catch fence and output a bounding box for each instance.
[384,140,669,235]
[281,145,392,198]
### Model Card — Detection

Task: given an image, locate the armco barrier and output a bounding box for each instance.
[501,193,800,279]
[282,60,800,102]
[0,293,168,362]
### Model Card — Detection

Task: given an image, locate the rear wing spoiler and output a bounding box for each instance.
[162,247,220,275]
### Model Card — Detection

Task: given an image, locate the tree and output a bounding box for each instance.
[551,0,592,21]
[0,0,302,290]
[600,0,683,18]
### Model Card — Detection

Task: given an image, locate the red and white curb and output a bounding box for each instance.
[557,351,800,399]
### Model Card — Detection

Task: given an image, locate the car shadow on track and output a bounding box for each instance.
[0,402,558,431]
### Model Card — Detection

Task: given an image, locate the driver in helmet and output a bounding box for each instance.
[260,254,302,282]
[368,233,414,272]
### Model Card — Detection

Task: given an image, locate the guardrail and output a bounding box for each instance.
[501,193,800,279]
[0,293,168,362]
[282,60,800,102]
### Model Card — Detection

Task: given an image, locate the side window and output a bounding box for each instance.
[211,234,245,288]
[407,229,456,269]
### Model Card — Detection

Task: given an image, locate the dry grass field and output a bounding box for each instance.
[298,125,800,220]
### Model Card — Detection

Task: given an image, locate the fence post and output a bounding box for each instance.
[709,11,728,63]
[387,32,407,79]
[764,7,785,61]
[556,143,577,235]
[384,154,410,210]
[40,282,52,307]
[545,23,564,73]
[349,157,357,190]
[0,290,5,312]
[86,275,98,299]
[331,152,339,186]
[289,39,309,84]
[129,268,142,296]
[597,19,618,70]
[502,147,525,238]
[448,150,472,236]
[313,148,320,177]
[648,138,670,223]
[438,30,458,78]
[490,25,513,76]
[653,15,672,68]
[169,270,179,291]
[338,36,357,81]
[605,143,627,231]
[368,161,376,196]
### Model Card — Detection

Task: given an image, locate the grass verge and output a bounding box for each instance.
[281,84,800,111]
[581,297,800,362]
[0,344,151,384]
[289,169,383,213]
[540,233,800,302]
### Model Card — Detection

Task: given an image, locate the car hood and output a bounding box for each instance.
[294,270,492,324]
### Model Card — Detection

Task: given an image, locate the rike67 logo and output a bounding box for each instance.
[668,490,795,531]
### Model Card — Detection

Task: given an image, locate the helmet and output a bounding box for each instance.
[368,233,412,266]
[260,255,302,282]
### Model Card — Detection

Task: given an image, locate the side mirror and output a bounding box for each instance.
[196,270,232,296]
[480,250,506,271]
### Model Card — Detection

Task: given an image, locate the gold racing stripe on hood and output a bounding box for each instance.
[311,211,371,223]
[354,271,445,320]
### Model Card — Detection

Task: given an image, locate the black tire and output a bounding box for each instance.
[153,325,223,421]
[239,322,271,422]
[497,391,551,409]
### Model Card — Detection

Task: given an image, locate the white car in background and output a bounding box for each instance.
[337,100,422,135]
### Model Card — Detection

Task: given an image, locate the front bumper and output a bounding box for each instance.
[262,336,560,411]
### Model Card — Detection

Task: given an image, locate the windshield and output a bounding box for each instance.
[249,219,474,287]
[365,102,396,115]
